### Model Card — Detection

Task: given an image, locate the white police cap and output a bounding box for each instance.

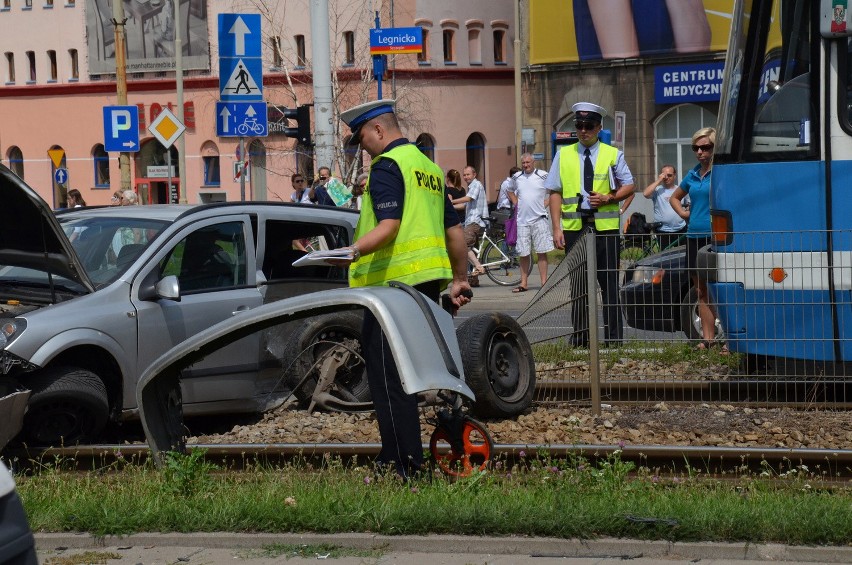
[572,102,607,123]
[340,99,396,142]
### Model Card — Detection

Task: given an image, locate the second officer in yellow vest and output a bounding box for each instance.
[336,99,472,479]
[546,102,635,347]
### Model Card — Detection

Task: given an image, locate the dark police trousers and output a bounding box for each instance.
[563,226,623,345]
[361,280,441,478]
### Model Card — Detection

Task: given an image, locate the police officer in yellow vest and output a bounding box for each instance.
[336,99,472,478]
[546,102,635,347]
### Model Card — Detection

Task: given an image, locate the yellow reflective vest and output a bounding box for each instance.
[349,143,452,288]
[558,142,621,232]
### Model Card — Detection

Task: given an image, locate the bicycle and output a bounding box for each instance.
[237,118,266,136]
[470,218,530,286]
[622,218,686,262]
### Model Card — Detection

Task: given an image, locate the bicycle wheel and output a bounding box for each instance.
[482,238,523,286]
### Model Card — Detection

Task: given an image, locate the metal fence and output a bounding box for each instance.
[518,229,852,411]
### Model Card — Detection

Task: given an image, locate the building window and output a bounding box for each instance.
[26,50,35,82]
[418,28,430,64]
[201,141,221,186]
[66,0,74,5]
[2,0,10,9]
[8,146,24,179]
[270,36,282,69]
[24,0,32,8]
[47,50,57,81]
[443,30,455,63]
[493,29,506,64]
[45,0,53,7]
[654,104,717,176]
[465,132,486,189]
[468,29,481,65]
[294,35,306,68]
[343,31,355,65]
[93,144,110,187]
[415,133,435,162]
[69,48,78,79]
[4,52,14,83]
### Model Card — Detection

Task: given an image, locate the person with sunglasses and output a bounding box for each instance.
[545,102,635,348]
[670,127,727,353]
[349,171,368,210]
[641,164,687,250]
[290,173,311,203]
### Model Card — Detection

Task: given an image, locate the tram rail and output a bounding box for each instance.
[9,441,852,479]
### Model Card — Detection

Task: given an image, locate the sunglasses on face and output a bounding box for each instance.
[692,143,714,152]
[575,121,598,131]
[294,178,305,183]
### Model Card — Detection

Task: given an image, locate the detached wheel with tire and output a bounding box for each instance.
[679,286,725,343]
[22,366,109,446]
[279,312,371,407]
[457,312,536,418]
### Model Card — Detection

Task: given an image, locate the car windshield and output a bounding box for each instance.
[58,215,170,287]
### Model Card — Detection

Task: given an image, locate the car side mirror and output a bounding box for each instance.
[139,275,181,302]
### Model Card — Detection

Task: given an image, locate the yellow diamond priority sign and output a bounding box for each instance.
[148,108,186,149]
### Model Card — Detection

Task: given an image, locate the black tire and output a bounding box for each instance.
[22,366,109,446]
[679,286,725,342]
[482,239,525,287]
[457,312,536,418]
[279,312,371,407]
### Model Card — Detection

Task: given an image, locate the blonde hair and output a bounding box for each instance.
[692,127,716,146]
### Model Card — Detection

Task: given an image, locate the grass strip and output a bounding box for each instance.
[14,449,852,545]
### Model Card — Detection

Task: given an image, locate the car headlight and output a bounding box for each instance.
[0,319,25,349]
[631,266,666,285]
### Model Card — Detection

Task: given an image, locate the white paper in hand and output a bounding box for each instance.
[292,249,354,267]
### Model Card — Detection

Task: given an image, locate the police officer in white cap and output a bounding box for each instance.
[335,99,472,478]
[545,102,635,347]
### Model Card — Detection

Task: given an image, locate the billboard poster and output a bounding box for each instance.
[86,0,210,74]
[530,0,735,64]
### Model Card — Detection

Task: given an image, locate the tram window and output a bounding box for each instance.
[750,0,812,154]
[846,39,852,126]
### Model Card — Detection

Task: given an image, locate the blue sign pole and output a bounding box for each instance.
[373,11,383,99]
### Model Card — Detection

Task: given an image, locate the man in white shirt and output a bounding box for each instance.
[510,153,554,292]
[452,165,488,278]
[641,164,687,250]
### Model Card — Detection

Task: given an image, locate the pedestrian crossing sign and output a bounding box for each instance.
[219,57,263,101]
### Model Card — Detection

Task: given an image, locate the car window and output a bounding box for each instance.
[60,216,169,287]
[160,221,247,293]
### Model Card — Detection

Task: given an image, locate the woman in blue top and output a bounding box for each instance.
[670,127,727,353]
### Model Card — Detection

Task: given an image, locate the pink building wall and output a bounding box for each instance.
[0,0,516,207]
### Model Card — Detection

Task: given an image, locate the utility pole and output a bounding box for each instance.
[112,0,131,191]
[514,0,523,165]
[310,0,335,172]
[174,0,187,203]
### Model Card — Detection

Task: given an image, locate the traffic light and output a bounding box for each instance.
[283,104,312,146]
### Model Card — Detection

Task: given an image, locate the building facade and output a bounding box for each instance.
[0,0,516,207]
[523,0,732,218]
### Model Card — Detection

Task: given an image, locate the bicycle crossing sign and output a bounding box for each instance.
[216,101,268,138]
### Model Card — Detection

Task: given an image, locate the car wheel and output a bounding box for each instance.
[22,366,109,446]
[457,312,536,419]
[679,286,725,342]
[279,312,371,408]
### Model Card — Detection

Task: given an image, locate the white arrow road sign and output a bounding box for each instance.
[228,17,251,56]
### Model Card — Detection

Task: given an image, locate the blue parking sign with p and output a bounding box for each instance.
[103,106,140,153]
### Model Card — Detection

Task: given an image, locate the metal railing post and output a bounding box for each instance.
[585,229,601,415]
